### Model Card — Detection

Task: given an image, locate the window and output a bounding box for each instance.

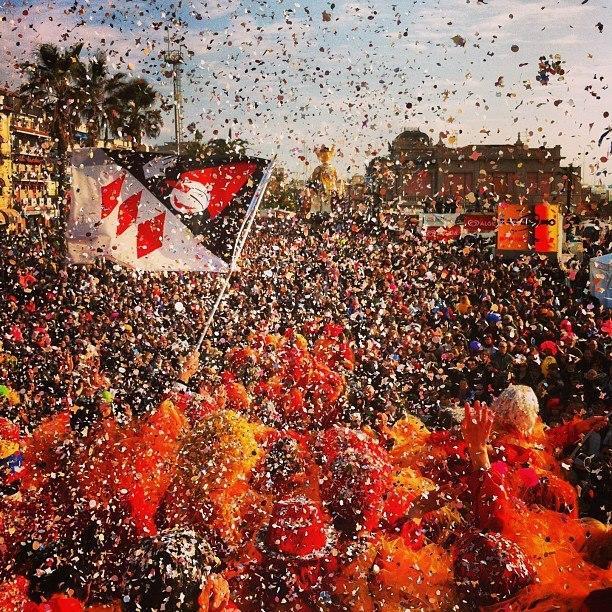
[403,170,432,197]
[443,173,474,196]
[491,172,517,197]
[526,171,553,198]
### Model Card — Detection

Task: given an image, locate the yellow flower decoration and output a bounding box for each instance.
[171,410,262,497]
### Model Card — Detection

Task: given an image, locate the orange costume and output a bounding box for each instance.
[375,397,612,611]
[467,387,612,608]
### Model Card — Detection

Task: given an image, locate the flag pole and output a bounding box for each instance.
[195,157,276,351]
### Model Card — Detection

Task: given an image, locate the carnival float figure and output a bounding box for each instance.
[0,335,610,611]
[305,145,345,215]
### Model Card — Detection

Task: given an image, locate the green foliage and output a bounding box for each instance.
[201,138,249,160]
[19,44,162,150]
[19,43,85,154]
[261,166,301,212]
[112,78,162,145]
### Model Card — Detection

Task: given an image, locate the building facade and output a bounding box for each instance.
[367,129,581,212]
[0,90,59,223]
[0,107,10,211]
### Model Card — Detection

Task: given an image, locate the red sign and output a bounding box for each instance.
[425,225,462,241]
[497,203,531,252]
[461,213,497,233]
[534,202,559,254]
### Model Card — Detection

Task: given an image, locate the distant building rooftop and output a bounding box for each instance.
[391,129,432,151]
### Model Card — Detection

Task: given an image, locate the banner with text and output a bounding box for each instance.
[420,213,496,241]
[496,203,531,252]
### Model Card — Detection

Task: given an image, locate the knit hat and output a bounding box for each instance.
[486,312,502,324]
[491,385,539,435]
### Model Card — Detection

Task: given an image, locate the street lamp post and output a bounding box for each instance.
[164,30,184,155]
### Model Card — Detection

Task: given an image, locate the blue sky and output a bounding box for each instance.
[1,0,610,183]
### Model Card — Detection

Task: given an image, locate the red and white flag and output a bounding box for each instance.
[68,148,271,272]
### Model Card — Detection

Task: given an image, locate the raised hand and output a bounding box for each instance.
[462,400,494,470]
[178,349,200,383]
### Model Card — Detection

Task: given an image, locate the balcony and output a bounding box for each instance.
[11,118,51,139]
[13,172,52,183]
[14,196,59,217]
[13,143,48,158]
[398,196,426,209]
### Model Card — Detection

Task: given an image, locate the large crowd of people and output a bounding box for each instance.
[0,206,611,610]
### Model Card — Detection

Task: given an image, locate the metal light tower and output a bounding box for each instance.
[164,30,184,154]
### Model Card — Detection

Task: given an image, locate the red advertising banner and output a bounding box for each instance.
[420,213,496,241]
[497,203,531,251]
[425,225,462,241]
[420,206,560,253]
[461,213,497,234]
[534,202,560,254]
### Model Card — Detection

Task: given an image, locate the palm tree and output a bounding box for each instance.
[114,78,162,147]
[201,138,249,160]
[20,43,85,157]
[77,52,127,146]
[20,43,85,228]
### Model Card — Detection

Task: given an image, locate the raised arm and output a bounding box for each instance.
[462,400,494,470]
[164,349,201,415]
[177,349,201,384]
